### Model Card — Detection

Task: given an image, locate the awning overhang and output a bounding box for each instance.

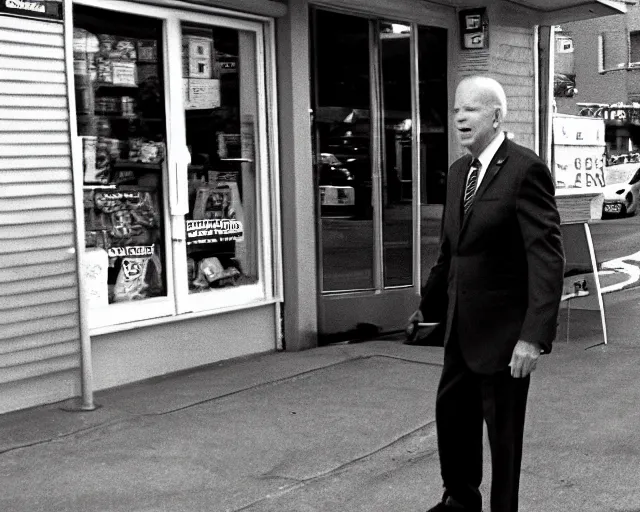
[534,0,631,25]
[443,0,632,25]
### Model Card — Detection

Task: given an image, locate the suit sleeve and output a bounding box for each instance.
[516,161,566,353]
[419,178,452,323]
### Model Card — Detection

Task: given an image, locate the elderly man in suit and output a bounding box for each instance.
[414,76,565,512]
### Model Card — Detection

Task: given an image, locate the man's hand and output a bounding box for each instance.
[408,309,424,324]
[509,340,542,378]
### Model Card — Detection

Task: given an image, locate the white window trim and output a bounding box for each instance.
[67,0,282,330]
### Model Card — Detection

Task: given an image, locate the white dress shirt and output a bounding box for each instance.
[470,130,506,192]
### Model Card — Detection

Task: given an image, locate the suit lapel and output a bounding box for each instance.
[474,139,510,202]
[459,139,510,236]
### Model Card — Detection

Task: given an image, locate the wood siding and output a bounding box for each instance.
[0,16,80,404]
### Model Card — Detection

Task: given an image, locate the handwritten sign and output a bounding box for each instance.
[186,219,243,245]
[553,114,606,189]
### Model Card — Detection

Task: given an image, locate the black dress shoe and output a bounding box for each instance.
[426,498,471,511]
[425,502,453,512]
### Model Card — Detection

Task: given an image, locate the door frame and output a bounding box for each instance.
[309,2,456,337]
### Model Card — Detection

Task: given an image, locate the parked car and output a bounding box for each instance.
[318,152,354,186]
[317,152,356,217]
[554,73,578,98]
[602,163,640,217]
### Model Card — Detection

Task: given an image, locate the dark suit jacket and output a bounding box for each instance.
[420,138,565,374]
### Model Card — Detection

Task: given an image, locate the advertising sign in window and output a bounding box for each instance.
[0,0,63,21]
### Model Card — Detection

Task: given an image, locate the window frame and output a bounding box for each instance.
[67,0,282,332]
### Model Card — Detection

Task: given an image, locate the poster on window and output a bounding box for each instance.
[186,219,244,245]
[553,115,606,189]
[183,78,220,110]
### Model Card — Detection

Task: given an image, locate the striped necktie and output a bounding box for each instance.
[463,159,481,216]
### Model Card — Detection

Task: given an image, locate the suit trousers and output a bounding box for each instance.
[436,333,530,512]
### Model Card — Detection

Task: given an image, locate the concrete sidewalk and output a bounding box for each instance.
[0,303,639,511]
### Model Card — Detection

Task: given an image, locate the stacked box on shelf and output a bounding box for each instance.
[182,34,220,110]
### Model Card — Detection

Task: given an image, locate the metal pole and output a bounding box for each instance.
[63,0,96,411]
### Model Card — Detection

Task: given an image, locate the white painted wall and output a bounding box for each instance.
[92,305,277,390]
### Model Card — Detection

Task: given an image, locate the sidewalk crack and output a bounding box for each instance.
[228,420,437,512]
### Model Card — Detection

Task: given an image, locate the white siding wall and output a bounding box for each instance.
[0,16,80,413]
[490,25,536,151]
[455,5,537,158]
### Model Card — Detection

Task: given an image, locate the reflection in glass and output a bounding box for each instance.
[380,22,413,287]
[418,26,448,279]
[312,10,374,291]
[418,26,448,205]
[181,23,259,293]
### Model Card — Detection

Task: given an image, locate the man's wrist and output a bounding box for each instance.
[520,339,543,353]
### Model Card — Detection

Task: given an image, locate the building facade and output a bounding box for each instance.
[0,0,630,413]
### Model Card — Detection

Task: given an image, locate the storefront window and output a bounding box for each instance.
[72,2,275,326]
[73,6,168,306]
[181,22,259,293]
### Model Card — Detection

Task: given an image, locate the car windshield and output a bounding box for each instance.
[604,164,640,186]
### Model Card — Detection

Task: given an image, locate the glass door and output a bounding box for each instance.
[165,13,271,314]
[379,22,414,288]
[311,8,448,336]
[311,10,375,293]
[73,3,176,329]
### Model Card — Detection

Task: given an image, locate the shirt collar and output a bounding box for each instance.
[476,131,506,171]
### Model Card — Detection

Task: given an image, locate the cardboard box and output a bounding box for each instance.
[137,39,157,63]
[182,35,214,78]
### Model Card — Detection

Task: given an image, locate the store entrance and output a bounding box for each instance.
[310,8,448,340]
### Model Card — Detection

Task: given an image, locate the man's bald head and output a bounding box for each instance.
[454,76,508,157]
[457,76,508,119]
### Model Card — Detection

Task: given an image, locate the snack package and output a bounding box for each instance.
[139,142,164,164]
[112,251,162,302]
[128,139,164,164]
[200,257,225,283]
[113,39,137,61]
[192,257,240,289]
[137,40,158,63]
[93,189,159,247]
[192,185,233,220]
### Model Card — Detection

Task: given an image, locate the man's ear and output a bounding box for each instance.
[493,108,502,128]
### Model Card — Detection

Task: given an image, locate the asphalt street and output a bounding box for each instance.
[590,212,640,267]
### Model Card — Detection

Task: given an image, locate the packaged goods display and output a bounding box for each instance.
[74,5,261,309]
[181,22,258,294]
[83,186,164,302]
[74,8,168,305]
